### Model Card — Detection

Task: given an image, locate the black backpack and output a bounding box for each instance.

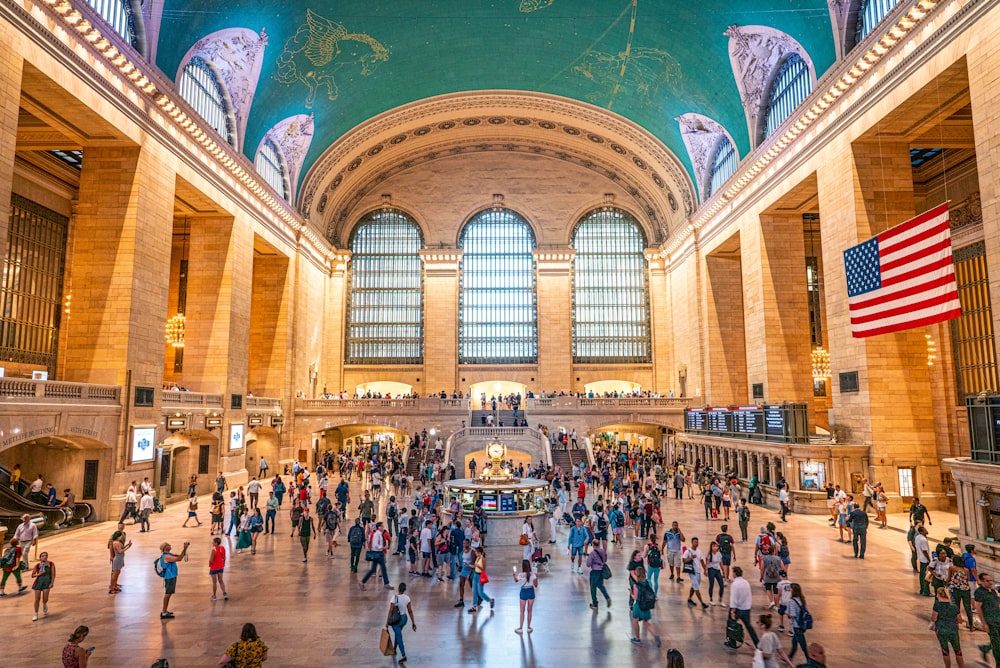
[718,534,733,555]
[387,504,398,519]
[325,511,339,531]
[347,525,365,548]
[597,514,608,533]
[647,544,663,568]
[637,581,657,611]
[738,505,750,523]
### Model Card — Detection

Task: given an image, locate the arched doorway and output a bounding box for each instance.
[161,430,219,500]
[245,427,281,478]
[354,381,413,398]
[584,380,641,396]
[468,380,527,409]
[588,423,666,458]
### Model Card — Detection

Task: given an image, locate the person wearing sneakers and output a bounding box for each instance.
[662,521,685,584]
[568,519,588,574]
[29,551,54,621]
[776,570,792,631]
[208,537,228,602]
[0,538,27,596]
[683,537,708,609]
[587,538,612,610]
[157,541,190,619]
[762,544,783,609]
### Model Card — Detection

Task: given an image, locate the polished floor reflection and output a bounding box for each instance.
[0,478,969,667]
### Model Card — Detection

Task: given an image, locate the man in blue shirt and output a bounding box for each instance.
[571,501,587,522]
[661,521,686,583]
[157,541,190,619]
[335,480,350,518]
[568,519,588,573]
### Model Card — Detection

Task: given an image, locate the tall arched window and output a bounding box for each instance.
[762,54,811,142]
[855,0,902,44]
[254,139,289,200]
[459,209,537,364]
[179,57,234,148]
[345,209,424,364]
[571,208,651,363]
[708,136,739,197]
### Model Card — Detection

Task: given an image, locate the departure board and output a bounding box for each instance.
[684,403,808,443]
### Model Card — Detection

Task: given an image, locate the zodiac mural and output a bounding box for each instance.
[275,9,389,107]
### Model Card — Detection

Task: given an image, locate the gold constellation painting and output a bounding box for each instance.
[275,8,389,107]
[574,46,684,111]
[519,0,555,11]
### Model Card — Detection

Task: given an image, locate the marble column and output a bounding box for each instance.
[420,250,462,393]
[534,249,574,391]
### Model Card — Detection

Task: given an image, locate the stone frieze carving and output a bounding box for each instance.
[676,113,736,202]
[259,114,315,203]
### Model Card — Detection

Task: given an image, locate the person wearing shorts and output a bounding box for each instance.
[683,539,707,609]
[208,537,228,601]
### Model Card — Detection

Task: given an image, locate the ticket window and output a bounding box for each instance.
[898,467,916,504]
[799,462,825,490]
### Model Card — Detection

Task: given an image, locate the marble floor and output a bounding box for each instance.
[0,479,986,668]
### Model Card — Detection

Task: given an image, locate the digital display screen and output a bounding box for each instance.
[481,494,497,511]
[764,406,785,437]
[229,423,244,451]
[499,493,516,512]
[131,426,156,463]
[685,404,806,443]
[733,407,764,435]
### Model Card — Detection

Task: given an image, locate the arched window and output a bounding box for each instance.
[345,209,424,364]
[855,0,902,44]
[459,209,537,364]
[571,208,651,364]
[85,0,145,55]
[708,136,739,197]
[762,54,811,142]
[179,57,234,148]
[254,139,289,200]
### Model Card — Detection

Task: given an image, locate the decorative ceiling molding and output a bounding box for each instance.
[257,114,315,205]
[300,91,696,241]
[826,0,855,61]
[176,27,269,153]
[676,113,737,203]
[724,25,815,147]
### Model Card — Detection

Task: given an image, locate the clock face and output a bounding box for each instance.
[487,441,504,459]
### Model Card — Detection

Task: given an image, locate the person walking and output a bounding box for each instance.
[916,526,933,597]
[756,613,795,668]
[264,492,278,534]
[13,514,38,567]
[662,521,685,583]
[948,554,974,632]
[974,572,1000,666]
[181,494,201,528]
[139,492,154,532]
[514,560,538,633]
[848,502,869,558]
[786,582,810,661]
[247,477,262,510]
[30,551,55,621]
[347,518,365,573]
[248,508,263,555]
[729,566,759,649]
[706,540,725,606]
[468,546,494,613]
[737,499,751,543]
[209,537,228,601]
[386,582,416,663]
[629,564,661,647]
[297,507,316,562]
[62,625,93,668]
[586,539,612,610]
[643,533,663,595]
[216,622,268,667]
[157,541,190,619]
[0,538,27,596]
[521,516,536,564]
[360,522,391,590]
[683,537,708,609]
[931,586,965,668]
[568,519,588,574]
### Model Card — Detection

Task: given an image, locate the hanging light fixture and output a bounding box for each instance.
[165,217,188,348]
[811,347,830,379]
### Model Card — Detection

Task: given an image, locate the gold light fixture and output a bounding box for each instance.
[165,313,186,348]
[811,347,830,379]
[926,334,937,366]
[165,218,189,349]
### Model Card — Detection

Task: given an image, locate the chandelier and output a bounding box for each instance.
[165,313,186,348]
[811,347,830,379]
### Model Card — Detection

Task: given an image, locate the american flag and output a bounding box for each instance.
[844,203,961,338]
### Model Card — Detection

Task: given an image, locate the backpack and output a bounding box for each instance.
[324,511,339,532]
[153,555,166,578]
[717,534,733,555]
[796,599,814,629]
[0,547,16,569]
[738,505,750,522]
[597,514,608,533]
[647,544,663,568]
[764,556,780,581]
[387,504,398,519]
[637,581,657,611]
[348,525,365,548]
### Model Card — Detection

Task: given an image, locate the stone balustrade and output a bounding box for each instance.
[159,390,224,408]
[0,378,121,404]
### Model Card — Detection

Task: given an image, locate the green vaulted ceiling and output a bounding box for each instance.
[155,0,837,190]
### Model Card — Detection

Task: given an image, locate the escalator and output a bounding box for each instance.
[0,465,91,529]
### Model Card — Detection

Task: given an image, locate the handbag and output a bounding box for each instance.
[752,648,766,668]
[602,563,612,580]
[519,534,530,546]
[387,596,402,627]
[379,628,394,656]
[479,570,489,584]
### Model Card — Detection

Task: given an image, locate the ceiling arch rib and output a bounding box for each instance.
[676,113,739,204]
[724,25,817,150]
[300,91,696,246]
[176,27,269,153]
[257,114,315,206]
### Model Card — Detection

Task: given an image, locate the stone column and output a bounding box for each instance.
[63,146,173,388]
[647,251,673,393]
[534,249,574,391]
[420,250,462,394]
[0,40,23,264]
[321,252,349,394]
[817,139,943,504]
[704,249,748,404]
[741,214,813,403]
[248,254,292,397]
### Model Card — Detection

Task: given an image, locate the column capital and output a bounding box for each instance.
[645,247,668,274]
[419,248,463,276]
[331,250,351,277]
[533,248,575,275]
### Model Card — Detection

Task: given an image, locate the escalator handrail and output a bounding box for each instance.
[0,484,71,527]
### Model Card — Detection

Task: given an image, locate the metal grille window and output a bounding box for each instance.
[708,136,738,197]
[762,54,811,141]
[855,0,902,44]
[459,209,537,364]
[345,209,423,364]
[85,0,135,48]
[255,139,289,200]
[571,208,651,363]
[951,242,998,399]
[1,195,68,375]
[179,57,234,147]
